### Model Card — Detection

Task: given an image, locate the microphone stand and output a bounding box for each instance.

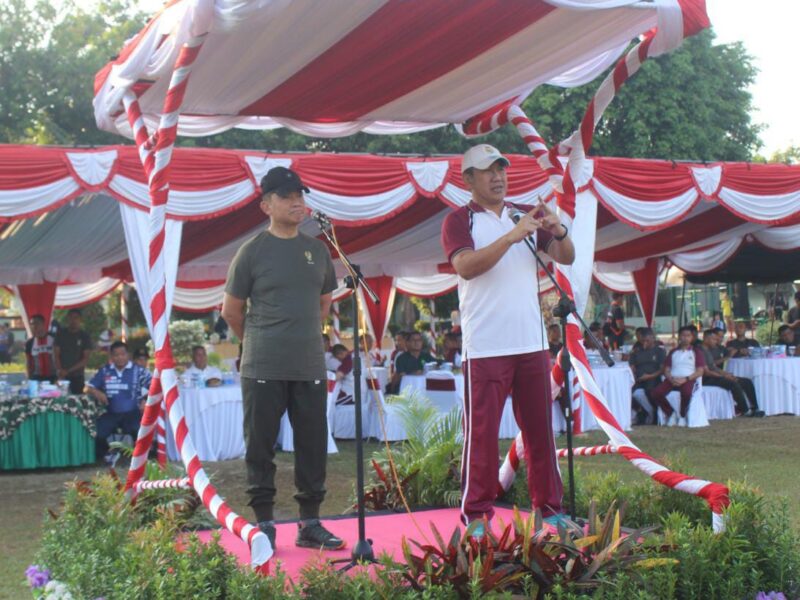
[314,217,379,569]
[516,226,613,522]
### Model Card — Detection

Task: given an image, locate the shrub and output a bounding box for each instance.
[146,319,205,364]
[365,393,462,510]
[755,320,784,346]
[33,459,800,599]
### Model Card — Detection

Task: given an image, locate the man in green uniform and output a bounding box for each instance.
[221,166,343,553]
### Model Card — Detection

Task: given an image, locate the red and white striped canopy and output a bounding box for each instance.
[94,0,709,139]
[1,144,798,307]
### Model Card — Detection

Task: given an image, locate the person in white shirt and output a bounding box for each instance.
[186,345,222,386]
[440,144,575,532]
[647,326,705,426]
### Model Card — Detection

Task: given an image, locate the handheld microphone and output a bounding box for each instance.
[510,210,537,250]
[311,209,332,230]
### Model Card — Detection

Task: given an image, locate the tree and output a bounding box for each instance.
[0,0,147,144]
[769,145,800,165]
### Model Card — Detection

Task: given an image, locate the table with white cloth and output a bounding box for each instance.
[550,363,634,434]
[332,367,389,440]
[727,357,800,416]
[578,363,634,432]
[166,385,245,461]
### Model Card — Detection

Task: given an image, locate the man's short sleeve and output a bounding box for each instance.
[81,331,92,350]
[441,208,474,265]
[694,347,706,368]
[321,245,337,295]
[338,353,353,375]
[224,242,254,300]
[88,368,105,390]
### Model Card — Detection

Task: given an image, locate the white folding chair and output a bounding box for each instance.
[658,380,709,427]
[702,385,735,420]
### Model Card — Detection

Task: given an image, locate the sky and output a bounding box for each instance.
[704,0,799,156]
[93,0,799,155]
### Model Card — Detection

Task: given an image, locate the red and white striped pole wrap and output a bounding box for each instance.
[156,402,168,468]
[487,33,729,532]
[331,302,341,343]
[121,35,272,570]
[551,351,583,435]
[497,434,620,497]
[130,476,191,501]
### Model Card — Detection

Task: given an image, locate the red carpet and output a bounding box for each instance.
[196,506,524,579]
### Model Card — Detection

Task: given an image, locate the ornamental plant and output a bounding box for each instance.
[397,502,670,598]
[365,395,462,510]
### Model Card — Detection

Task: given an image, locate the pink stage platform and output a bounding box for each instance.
[196,506,523,579]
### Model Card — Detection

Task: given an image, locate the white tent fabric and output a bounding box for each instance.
[120,203,183,331]
[54,277,121,308]
[93,0,688,139]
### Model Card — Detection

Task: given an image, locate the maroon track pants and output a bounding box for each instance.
[648,379,695,418]
[460,350,563,523]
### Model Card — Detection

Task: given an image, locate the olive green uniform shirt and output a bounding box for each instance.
[225,230,336,380]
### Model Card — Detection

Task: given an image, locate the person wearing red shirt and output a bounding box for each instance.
[25,314,56,383]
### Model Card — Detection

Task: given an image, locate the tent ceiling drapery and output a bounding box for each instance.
[2,144,800,323]
[93,0,706,139]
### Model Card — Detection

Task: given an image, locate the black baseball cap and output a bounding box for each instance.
[260,166,310,197]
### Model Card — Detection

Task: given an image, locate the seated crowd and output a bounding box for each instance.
[626,323,765,426]
[321,328,463,400]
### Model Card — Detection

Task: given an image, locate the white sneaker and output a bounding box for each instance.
[678,416,688,427]
[666,412,679,427]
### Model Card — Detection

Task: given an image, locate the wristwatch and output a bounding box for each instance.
[553,224,569,241]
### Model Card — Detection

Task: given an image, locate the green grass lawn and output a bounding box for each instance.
[1,416,798,599]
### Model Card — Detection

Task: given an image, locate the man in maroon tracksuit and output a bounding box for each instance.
[440,144,575,533]
[647,325,705,427]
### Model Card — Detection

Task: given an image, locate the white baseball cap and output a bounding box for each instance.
[461,144,510,174]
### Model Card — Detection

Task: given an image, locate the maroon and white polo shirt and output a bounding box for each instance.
[441,201,553,359]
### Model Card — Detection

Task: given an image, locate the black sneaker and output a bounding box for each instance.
[258,521,276,550]
[751,410,765,418]
[296,519,345,550]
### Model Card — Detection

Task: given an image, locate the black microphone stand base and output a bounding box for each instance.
[334,273,378,572]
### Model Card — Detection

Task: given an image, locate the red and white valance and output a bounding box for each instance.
[2,146,799,315]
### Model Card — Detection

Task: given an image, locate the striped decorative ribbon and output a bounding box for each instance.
[121,34,272,570]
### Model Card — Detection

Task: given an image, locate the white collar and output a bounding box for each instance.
[112,361,133,376]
